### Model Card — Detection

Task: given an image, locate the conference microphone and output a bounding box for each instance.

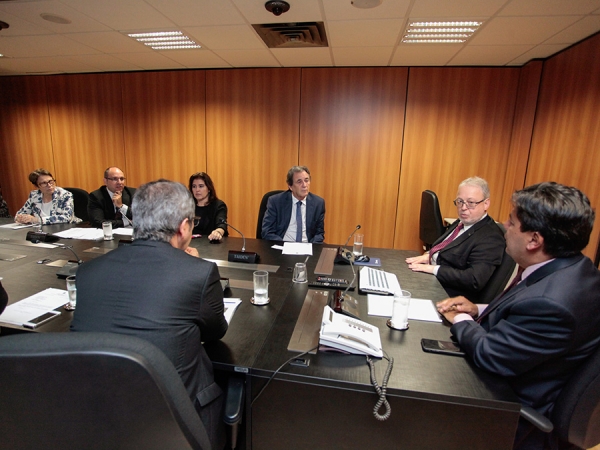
[53,243,84,278]
[330,248,362,320]
[26,211,59,243]
[335,224,361,264]
[219,220,260,264]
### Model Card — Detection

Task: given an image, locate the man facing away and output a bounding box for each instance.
[406,176,506,303]
[72,180,228,449]
[261,165,326,243]
[437,182,600,450]
[88,166,136,228]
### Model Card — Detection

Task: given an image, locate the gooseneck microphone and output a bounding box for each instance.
[26,211,59,243]
[53,243,83,278]
[219,220,260,263]
[54,243,83,265]
[335,224,361,264]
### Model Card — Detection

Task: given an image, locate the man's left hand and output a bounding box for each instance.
[408,262,435,274]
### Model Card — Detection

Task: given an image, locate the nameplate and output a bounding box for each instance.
[287,289,329,354]
[314,247,336,275]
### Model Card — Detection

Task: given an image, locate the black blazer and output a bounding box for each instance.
[88,185,136,228]
[70,240,228,449]
[434,215,505,302]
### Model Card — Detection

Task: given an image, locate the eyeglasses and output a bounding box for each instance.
[105,177,126,182]
[453,198,486,209]
[193,216,201,227]
[38,179,56,188]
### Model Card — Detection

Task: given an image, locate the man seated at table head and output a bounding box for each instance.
[406,176,505,303]
[437,182,600,450]
[88,166,135,228]
[71,179,228,449]
[261,165,326,243]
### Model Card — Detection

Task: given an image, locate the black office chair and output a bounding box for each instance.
[256,190,285,239]
[419,190,447,250]
[0,332,212,450]
[64,187,90,222]
[520,342,600,449]
[476,224,517,304]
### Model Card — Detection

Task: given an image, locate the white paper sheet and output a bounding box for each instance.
[282,242,313,255]
[0,288,69,326]
[224,298,242,324]
[367,295,442,322]
[53,228,104,240]
[113,227,134,236]
[0,223,32,229]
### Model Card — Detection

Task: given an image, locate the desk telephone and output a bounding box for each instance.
[319,306,383,357]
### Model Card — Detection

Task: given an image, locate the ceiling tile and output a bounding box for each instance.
[500,0,600,16]
[0,35,99,58]
[65,32,153,54]
[271,47,333,66]
[157,49,232,68]
[185,25,264,50]
[450,44,535,66]
[146,0,246,27]
[391,44,462,66]
[508,44,571,65]
[409,0,507,18]
[471,16,583,45]
[232,0,322,24]
[328,19,403,47]
[332,46,394,65]
[212,48,280,67]
[544,15,600,44]
[322,0,410,20]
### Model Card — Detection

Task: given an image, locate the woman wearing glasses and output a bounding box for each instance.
[188,172,228,241]
[15,168,77,224]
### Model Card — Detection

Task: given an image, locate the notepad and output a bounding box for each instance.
[367,295,442,323]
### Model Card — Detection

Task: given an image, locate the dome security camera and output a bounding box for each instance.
[265,1,290,16]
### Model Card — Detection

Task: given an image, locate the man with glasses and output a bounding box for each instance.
[406,176,505,303]
[72,180,228,450]
[88,166,136,228]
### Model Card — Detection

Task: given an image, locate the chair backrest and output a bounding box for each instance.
[256,190,285,239]
[476,223,517,304]
[552,342,600,448]
[0,332,212,450]
[64,187,90,222]
[419,190,446,248]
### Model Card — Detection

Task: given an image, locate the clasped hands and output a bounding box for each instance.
[436,296,479,323]
[405,253,435,274]
[15,214,39,224]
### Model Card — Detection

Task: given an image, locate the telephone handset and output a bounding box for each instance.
[319,306,383,357]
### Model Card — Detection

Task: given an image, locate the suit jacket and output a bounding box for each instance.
[70,240,228,449]
[434,215,505,302]
[88,185,136,228]
[261,190,325,243]
[451,254,600,420]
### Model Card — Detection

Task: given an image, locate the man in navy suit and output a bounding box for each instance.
[261,165,326,243]
[406,177,505,302]
[88,166,136,228]
[437,182,600,450]
[72,180,228,449]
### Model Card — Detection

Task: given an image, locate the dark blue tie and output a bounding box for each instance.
[296,201,303,242]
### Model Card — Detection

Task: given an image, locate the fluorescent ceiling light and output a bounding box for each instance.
[127,31,201,50]
[402,21,482,44]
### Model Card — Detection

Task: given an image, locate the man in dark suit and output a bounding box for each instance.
[261,165,326,243]
[406,177,505,302]
[72,180,228,449]
[437,182,600,450]
[88,166,136,228]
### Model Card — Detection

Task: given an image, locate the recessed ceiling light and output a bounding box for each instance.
[40,13,72,24]
[402,21,482,44]
[127,31,201,50]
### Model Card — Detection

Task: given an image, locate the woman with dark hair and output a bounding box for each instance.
[15,168,77,224]
[188,172,228,241]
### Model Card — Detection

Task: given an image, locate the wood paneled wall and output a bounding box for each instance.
[206,68,301,236]
[122,71,206,187]
[1,32,599,260]
[46,73,125,191]
[395,67,520,249]
[0,76,54,212]
[525,34,600,261]
[300,68,408,247]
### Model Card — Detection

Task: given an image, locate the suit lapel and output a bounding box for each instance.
[439,216,491,252]
[478,254,583,322]
[305,194,313,238]
[281,191,292,230]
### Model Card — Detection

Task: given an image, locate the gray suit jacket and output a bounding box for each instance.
[261,190,325,243]
[71,240,228,449]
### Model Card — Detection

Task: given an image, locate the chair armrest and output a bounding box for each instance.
[520,405,554,433]
[224,376,245,426]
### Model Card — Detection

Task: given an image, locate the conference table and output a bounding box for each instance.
[0,219,521,449]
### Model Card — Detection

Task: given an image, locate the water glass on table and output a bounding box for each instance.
[353,233,364,256]
[251,270,270,305]
[65,275,77,310]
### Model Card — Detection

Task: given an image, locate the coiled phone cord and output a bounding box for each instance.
[366,353,394,421]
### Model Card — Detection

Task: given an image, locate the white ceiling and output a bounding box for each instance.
[0,0,599,75]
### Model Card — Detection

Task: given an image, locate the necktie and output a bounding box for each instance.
[429,222,464,263]
[296,201,303,242]
[115,207,122,220]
